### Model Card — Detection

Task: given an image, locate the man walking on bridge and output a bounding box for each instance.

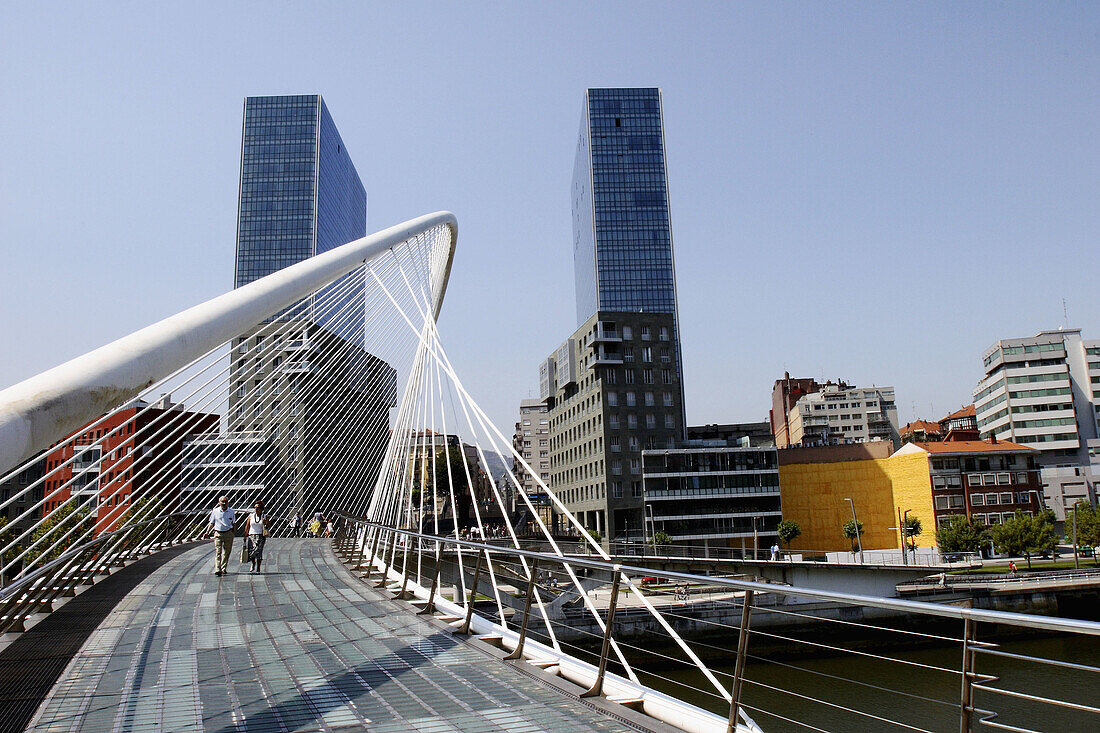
[208,496,237,576]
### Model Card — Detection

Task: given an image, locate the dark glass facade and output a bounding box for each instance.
[571,88,685,427]
[572,88,678,325]
[234,95,366,344]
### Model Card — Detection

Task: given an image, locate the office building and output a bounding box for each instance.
[228,94,395,517]
[544,312,683,539]
[234,94,367,342]
[687,422,775,448]
[642,441,781,554]
[973,329,1100,519]
[571,88,685,421]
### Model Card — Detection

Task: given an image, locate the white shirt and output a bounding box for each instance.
[210,506,236,532]
[248,513,265,536]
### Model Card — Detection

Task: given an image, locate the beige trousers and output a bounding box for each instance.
[214,531,234,573]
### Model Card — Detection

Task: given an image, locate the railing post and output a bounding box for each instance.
[960,604,976,733]
[363,525,382,575]
[397,540,414,600]
[457,548,486,635]
[351,523,368,570]
[504,560,540,660]
[580,564,623,698]
[726,588,754,732]
[418,543,445,615]
[374,529,394,588]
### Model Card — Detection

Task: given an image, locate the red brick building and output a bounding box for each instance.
[908,438,1043,529]
[41,397,217,535]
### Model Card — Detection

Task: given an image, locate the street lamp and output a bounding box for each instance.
[752,516,761,560]
[844,498,863,563]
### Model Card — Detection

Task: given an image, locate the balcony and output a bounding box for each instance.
[283,361,316,373]
[588,328,622,345]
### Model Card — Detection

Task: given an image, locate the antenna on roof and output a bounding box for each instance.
[1063,298,1069,330]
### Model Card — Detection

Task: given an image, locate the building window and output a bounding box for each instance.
[664,415,675,429]
[609,415,619,429]
[627,415,638,429]
[646,414,656,429]
[632,480,642,497]
[971,494,985,506]
[608,392,618,406]
[642,347,652,362]
[659,326,669,341]
[661,369,672,384]
[644,392,655,406]
[642,369,654,384]
[625,369,636,384]
[663,392,673,406]
[605,370,618,384]
[622,325,632,340]
[613,482,623,498]
[626,391,636,406]
[628,436,639,451]
[611,460,622,475]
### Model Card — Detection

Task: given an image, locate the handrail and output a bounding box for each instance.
[354,521,1100,637]
[0,509,205,602]
[0,212,457,473]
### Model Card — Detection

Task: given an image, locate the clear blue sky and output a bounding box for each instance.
[2,2,1098,436]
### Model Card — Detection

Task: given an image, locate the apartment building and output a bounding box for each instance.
[512,398,551,524]
[786,384,901,448]
[544,312,682,539]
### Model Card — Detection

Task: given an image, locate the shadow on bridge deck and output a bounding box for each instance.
[14,540,663,733]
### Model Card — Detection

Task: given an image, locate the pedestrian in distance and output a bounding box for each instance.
[770,543,780,561]
[290,512,302,538]
[246,500,269,574]
[1009,560,1018,575]
[207,496,236,576]
[311,511,324,538]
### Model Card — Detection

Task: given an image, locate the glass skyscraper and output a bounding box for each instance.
[234,94,366,343]
[571,88,680,328]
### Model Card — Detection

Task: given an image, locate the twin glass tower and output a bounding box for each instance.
[572,88,684,391]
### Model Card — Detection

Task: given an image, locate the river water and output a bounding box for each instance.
[628,632,1100,732]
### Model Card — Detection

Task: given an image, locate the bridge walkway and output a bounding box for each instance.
[26,539,656,733]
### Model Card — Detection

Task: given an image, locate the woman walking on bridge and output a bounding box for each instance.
[246,500,270,574]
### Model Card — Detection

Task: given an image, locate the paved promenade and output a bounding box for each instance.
[27,539,647,733]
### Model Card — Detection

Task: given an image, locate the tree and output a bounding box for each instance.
[115,495,168,550]
[0,517,21,581]
[903,516,923,551]
[935,515,988,554]
[25,503,95,568]
[989,510,1058,569]
[652,530,672,548]
[1068,501,1100,564]
[842,519,864,553]
[776,519,802,548]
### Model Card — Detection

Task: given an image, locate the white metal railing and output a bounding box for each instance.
[335,520,1100,733]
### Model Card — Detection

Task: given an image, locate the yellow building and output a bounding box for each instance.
[778,443,937,553]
